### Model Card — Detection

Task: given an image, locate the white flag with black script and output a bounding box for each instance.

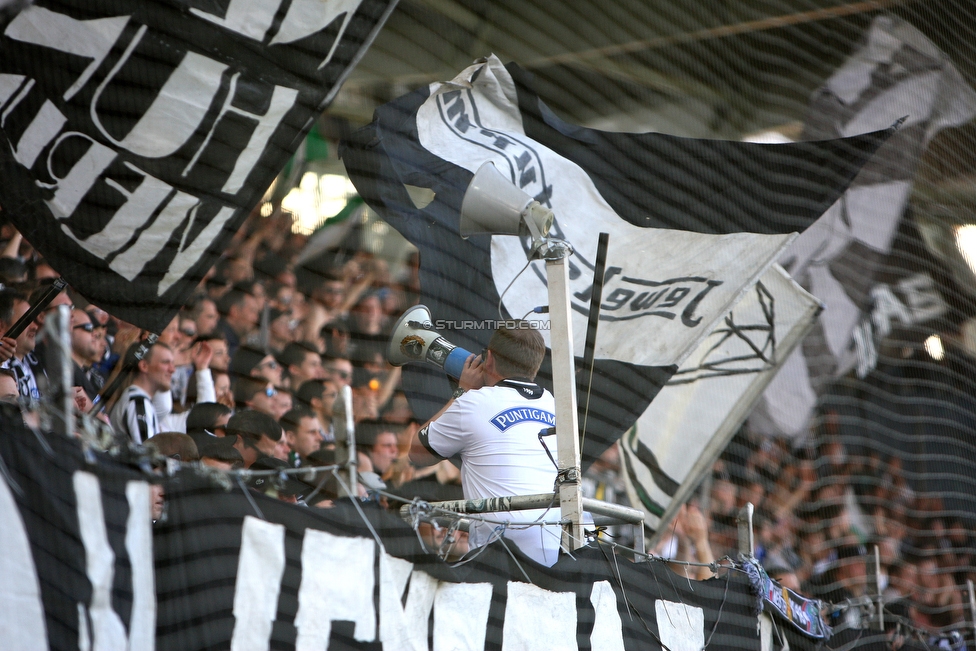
[342,54,891,466]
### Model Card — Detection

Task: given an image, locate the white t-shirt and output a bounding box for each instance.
[154,369,216,433]
[422,381,562,566]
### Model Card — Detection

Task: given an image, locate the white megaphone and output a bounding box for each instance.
[459,162,555,257]
[387,305,475,379]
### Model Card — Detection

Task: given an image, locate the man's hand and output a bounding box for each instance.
[458,354,484,391]
[191,340,213,371]
[72,386,93,412]
[0,336,15,364]
[678,503,710,548]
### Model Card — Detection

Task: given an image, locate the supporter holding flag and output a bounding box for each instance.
[23,280,74,393]
[109,342,176,444]
[0,288,39,405]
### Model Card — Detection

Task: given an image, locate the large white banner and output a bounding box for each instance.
[417,56,795,368]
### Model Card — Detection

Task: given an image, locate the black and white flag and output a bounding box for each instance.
[341,55,892,466]
[749,16,976,437]
[0,410,154,651]
[621,265,821,534]
[0,0,397,332]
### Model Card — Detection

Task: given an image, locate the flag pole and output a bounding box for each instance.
[1,276,67,339]
[332,385,357,498]
[577,232,609,444]
[544,242,585,551]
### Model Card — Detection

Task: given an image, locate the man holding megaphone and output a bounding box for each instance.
[406,319,561,567]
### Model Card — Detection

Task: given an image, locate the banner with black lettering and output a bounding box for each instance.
[620,265,821,536]
[0,411,772,650]
[341,54,892,467]
[0,0,397,332]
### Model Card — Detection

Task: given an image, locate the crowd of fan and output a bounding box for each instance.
[0,210,463,507]
[0,210,972,644]
[657,425,976,644]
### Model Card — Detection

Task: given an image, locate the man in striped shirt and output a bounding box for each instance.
[0,289,39,405]
[110,343,176,445]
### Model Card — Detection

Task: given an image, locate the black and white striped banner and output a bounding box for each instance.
[0,411,772,650]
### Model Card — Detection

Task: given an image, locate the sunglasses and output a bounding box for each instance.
[257,359,279,370]
[329,369,351,380]
[180,328,197,337]
[73,322,94,332]
[263,386,277,398]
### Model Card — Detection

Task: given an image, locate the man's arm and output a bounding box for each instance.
[409,354,483,467]
[410,400,455,468]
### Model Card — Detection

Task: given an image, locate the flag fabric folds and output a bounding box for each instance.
[750,15,976,437]
[0,0,397,332]
[341,54,892,467]
[620,265,822,536]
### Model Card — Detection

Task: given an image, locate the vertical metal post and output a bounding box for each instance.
[868,544,884,631]
[737,502,755,557]
[546,254,584,550]
[44,304,73,438]
[332,385,357,498]
[966,579,976,645]
[633,522,646,562]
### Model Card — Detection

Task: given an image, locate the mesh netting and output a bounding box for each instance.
[2,1,976,649]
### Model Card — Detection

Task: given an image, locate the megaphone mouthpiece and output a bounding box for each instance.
[388,305,475,380]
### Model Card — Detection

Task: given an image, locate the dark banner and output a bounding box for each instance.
[0,413,765,650]
[0,0,397,332]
